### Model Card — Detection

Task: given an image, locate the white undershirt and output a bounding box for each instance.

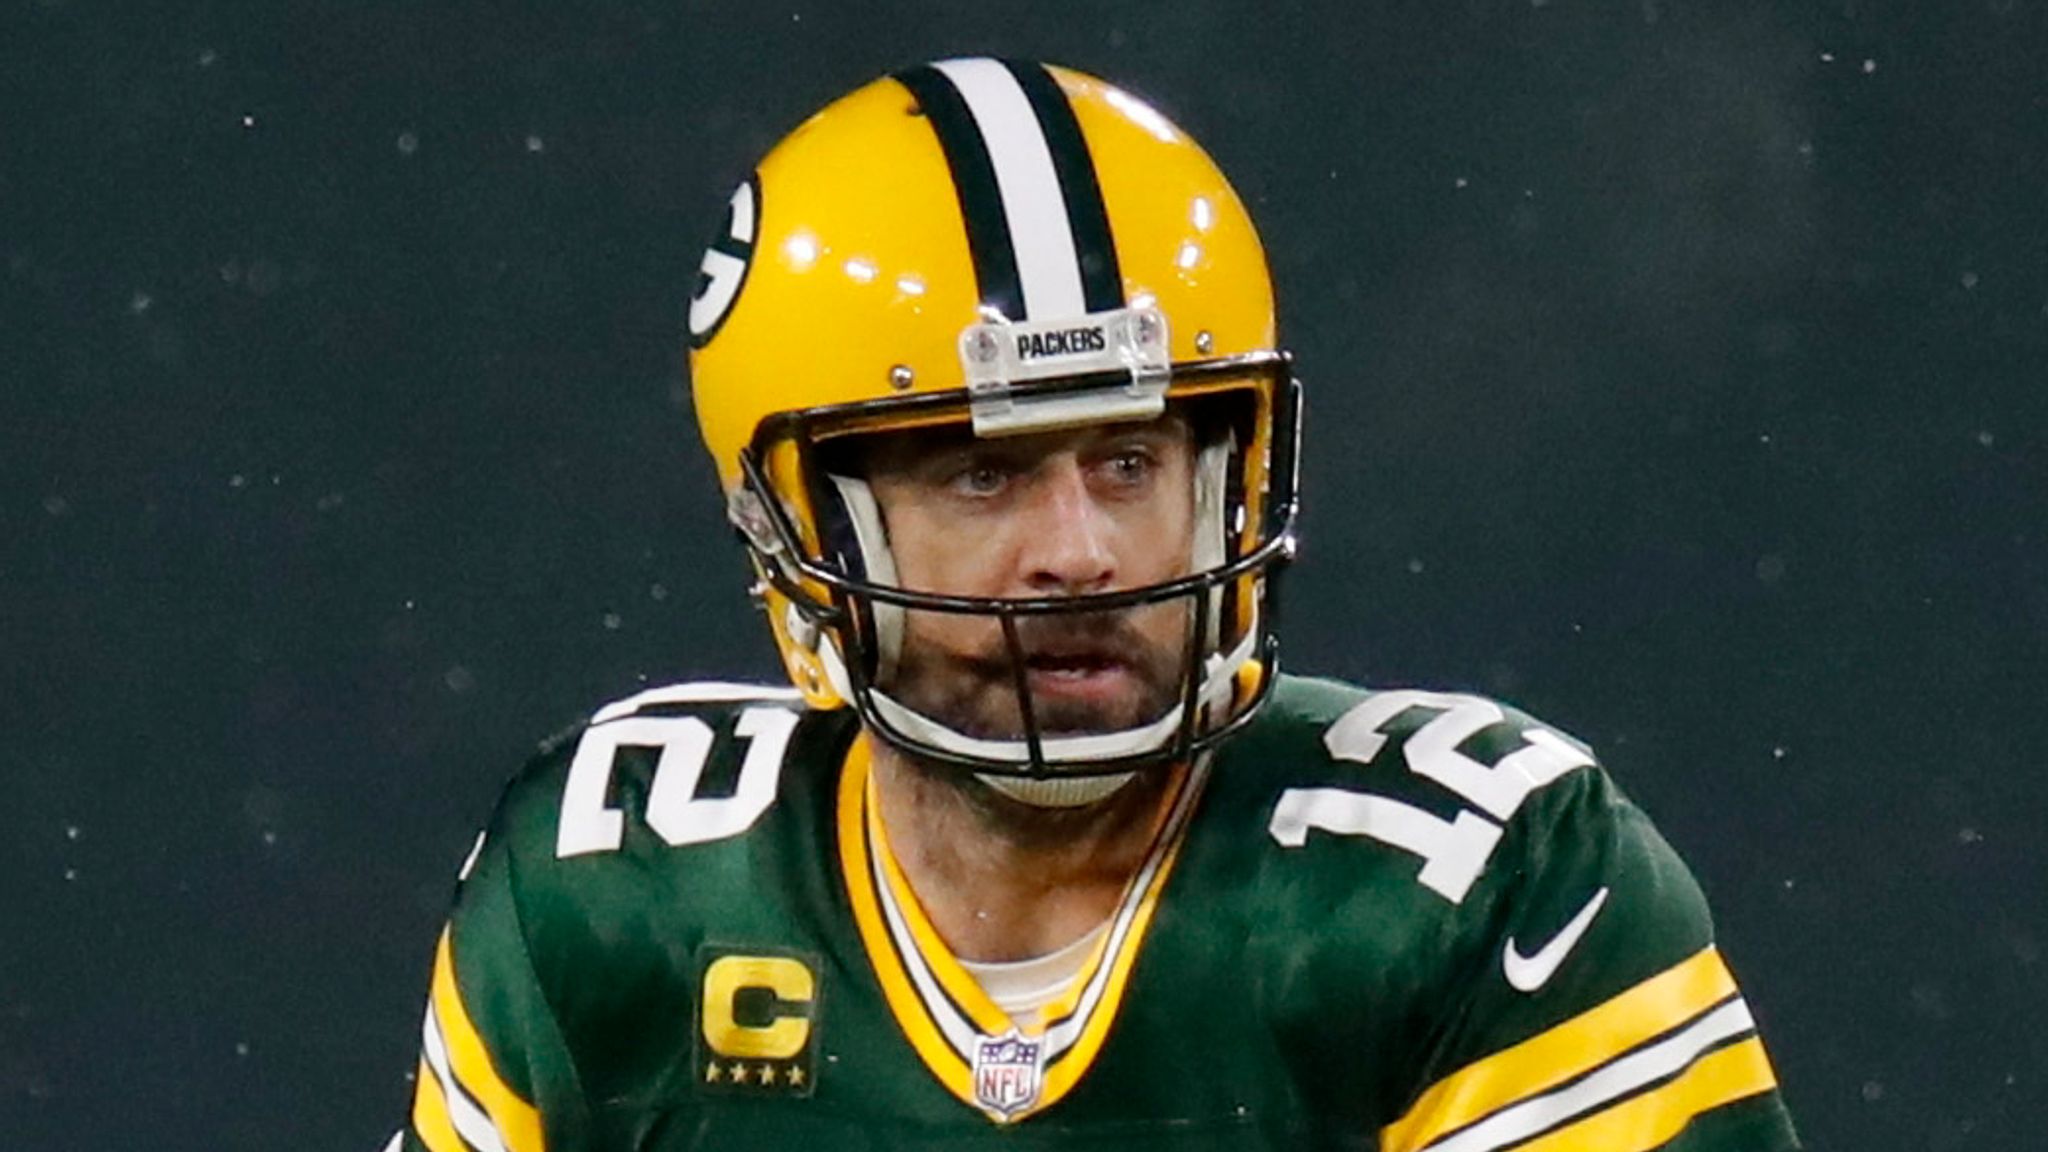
[957,920,1111,1027]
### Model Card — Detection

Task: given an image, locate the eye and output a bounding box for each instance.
[949,460,1010,498]
[1102,446,1155,486]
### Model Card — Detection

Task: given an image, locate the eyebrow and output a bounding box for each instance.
[847,415,1192,479]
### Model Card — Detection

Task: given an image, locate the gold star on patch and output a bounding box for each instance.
[755,1063,774,1085]
[787,1065,805,1086]
[704,1061,722,1083]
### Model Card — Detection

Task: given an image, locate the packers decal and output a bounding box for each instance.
[695,946,821,1097]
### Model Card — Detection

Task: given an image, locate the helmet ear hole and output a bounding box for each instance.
[760,586,846,710]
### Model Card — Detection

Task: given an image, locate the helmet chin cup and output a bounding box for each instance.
[979,772,1139,809]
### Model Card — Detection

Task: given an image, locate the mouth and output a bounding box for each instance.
[888,627,1177,741]
[1020,648,1137,700]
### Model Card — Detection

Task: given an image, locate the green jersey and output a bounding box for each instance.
[390,675,1799,1150]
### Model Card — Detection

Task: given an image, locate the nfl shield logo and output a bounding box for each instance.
[971,1029,1045,1120]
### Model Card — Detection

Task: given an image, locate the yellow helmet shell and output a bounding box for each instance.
[688,60,1276,491]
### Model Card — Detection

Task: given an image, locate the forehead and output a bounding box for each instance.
[838,412,1194,476]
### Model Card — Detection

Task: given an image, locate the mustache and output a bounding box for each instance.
[882,604,1190,742]
[950,610,1167,674]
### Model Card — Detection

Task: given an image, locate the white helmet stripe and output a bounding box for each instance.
[932,58,1088,321]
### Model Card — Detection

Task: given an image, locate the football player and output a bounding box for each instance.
[390,59,1800,1150]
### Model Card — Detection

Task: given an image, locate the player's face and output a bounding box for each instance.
[861,416,1197,744]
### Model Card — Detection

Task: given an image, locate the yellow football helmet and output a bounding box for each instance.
[687,58,1299,796]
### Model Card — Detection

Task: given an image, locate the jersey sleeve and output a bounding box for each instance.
[1380,765,1800,1152]
[393,808,591,1152]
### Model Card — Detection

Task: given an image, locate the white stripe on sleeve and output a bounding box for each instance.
[1424,998,1759,1152]
[421,1004,511,1152]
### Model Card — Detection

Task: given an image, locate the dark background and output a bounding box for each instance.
[5,1,2044,1149]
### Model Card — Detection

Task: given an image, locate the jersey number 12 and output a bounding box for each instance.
[1269,691,1592,904]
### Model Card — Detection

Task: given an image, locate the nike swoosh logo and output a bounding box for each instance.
[1503,886,1611,993]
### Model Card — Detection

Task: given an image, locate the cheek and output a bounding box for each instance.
[1130,596,1196,648]
[1127,492,1197,574]
[888,520,1013,596]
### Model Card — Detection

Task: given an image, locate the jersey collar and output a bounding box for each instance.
[835,734,1209,1123]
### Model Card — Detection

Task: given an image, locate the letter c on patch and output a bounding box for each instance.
[702,954,814,1059]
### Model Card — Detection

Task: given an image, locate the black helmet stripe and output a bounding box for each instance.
[1000,60,1125,315]
[893,64,1025,322]
[895,58,1122,322]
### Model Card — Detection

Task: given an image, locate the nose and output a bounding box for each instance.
[1017,455,1117,595]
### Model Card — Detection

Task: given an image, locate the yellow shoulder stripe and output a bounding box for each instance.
[1383,945,1738,1152]
[1514,1036,1778,1152]
[430,929,547,1152]
[411,1056,467,1152]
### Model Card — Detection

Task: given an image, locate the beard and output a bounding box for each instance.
[880,601,1189,744]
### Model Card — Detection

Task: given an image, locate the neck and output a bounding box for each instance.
[867,739,1181,963]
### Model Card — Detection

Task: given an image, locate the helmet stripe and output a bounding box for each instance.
[893,64,1027,322]
[903,59,1110,323]
[1000,60,1125,315]
[930,58,1087,320]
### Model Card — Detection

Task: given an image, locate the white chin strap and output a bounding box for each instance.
[814,439,1249,809]
[1191,435,1231,650]
[827,474,904,680]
